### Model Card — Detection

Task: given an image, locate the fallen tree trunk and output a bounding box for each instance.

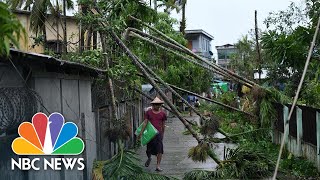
[164,82,256,118]
[100,34,118,120]
[90,8,202,145]
[135,73,256,118]
[129,31,253,88]
[133,87,198,126]
[126,28,247,85]
[128,16,258,88]
[133,54,205,119]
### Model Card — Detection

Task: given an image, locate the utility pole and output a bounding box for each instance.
[255,10,262,80]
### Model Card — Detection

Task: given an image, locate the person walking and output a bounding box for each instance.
[187,95,195,116]
[138,97,167,172]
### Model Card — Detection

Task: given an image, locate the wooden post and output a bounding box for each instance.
[296,106,302,156]
[95,110,101,160]
[81,113,88,180]
[316,111,320,170]
[283,105,289,144]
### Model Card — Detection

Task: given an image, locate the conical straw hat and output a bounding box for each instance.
[150,97,164,104]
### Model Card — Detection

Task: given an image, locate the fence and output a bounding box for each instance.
[273,103,320,170]
[95,98,143,160]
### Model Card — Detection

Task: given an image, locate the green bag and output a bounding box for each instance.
[135,121,159,146]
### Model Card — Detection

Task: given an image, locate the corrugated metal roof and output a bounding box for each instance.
[142,84,153,92]
[185,29,214,40]
[8,49,107,76]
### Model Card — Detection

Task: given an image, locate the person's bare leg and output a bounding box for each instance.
[156,153,162,170]
[145,152,152,167]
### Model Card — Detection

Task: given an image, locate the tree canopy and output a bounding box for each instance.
[0,2,25,56]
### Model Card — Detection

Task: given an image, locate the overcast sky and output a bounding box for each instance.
[170,0,304,57]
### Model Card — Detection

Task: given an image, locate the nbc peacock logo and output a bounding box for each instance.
[12,112,85,155]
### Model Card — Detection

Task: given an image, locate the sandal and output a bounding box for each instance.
[145,158,151,167]
[155,168,163,172]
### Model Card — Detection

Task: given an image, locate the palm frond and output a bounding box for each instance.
[134,173,177,180]
[102,149,142,179]
[30,0,47,35]
[216,147,274,179]
[183,169,215,180]
[99,149,175,180]
[259,87,291,127]
[266,87,291,104]
[0,2,26,56]
[188,143,209,163]
[92,160,109,180]
[200,116,219,136]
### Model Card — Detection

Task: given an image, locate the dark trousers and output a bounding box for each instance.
[146,134,163,157]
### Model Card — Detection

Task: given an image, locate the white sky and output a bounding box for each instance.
[170,0,304,57]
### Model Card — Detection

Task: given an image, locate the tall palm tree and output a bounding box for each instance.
[0,2,26,56]
[7,0,73,52]
[156,0,186,34]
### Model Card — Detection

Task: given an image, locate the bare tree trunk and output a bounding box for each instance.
[42,24,47,50]
[63,0,67,55]
[128,24,259,87]
[93,31,97,49]
[86,28,92,50]
[153,0,157,11]
[126,22,258,87]
[79,25,85,53]
[100,34,118,120]
[180,0,186,35]
[91,8,222,164]
[255,10,262,80]
[161,80,256,117]
[128,30,252,87]
[56,0,60,53]
[106,28,201,143]
[134,87,198,126]
[79,5,86,53]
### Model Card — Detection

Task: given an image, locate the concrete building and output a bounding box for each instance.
[13,10,101,54]
[185,29,214,60]
[216,44,237,69]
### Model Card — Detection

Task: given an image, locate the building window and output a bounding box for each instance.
[187,40,193,50]
[202,38,210,52]
[218,52,225,59]
[46,40,62,54]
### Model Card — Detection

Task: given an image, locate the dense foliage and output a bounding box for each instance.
[75,0,211,93]
[261,1,320,107]
[92,150,176,180]
[229,0,320,108]
[0,2,26,56]
[186,102,320,179]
